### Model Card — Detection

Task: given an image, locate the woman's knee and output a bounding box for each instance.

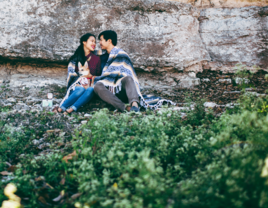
[84,87,94,96]
[75,87,85,96]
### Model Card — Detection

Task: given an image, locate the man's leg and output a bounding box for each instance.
[94,76,140,112]
[94,82,125,112]
[119,76,139,107]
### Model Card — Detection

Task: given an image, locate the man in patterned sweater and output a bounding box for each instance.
[94,30,140,112]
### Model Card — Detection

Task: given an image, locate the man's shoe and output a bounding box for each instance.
[130,106,140,112]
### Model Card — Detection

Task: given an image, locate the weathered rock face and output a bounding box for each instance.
[0,0,209,72]
[199,6,268,72]
[0,59,66,87]
[167,0,268,8]
[0,0,268,91]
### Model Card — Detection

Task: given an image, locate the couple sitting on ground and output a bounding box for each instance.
[53,30,174,114]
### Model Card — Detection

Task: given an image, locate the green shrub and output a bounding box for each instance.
[1,95,268,207]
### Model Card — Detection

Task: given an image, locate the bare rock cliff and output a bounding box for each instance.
[199,6,268,72]
[168,0,268,8]
[0,0,267,91]
[0,0,209,71]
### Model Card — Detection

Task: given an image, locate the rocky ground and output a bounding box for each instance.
[1,69,268,207]
[1,69,268,114]
[143,69,268,105]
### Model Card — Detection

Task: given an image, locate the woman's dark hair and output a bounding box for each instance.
[98,30,117,46]
[69,33,96,68]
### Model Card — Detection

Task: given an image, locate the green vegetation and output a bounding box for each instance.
[1,94,268,207]
[233,63,255,89]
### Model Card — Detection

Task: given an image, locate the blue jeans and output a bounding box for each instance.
[60,87,94,111]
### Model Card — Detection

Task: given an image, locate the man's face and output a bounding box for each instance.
[99,35,110,50]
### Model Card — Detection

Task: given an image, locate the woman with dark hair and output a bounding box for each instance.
[53,33,101,114]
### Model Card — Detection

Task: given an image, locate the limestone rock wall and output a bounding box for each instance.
[0,0,209,72]
[167,0,268,8]
[199,6,268,72]
[0,0,268,90]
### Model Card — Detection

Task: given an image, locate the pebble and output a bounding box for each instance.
[67,116,75,121]
[235,77,250,84]
[202,78,210,82]
[223,91,241,94]
[4,103,13,107]
[84,113,92,118]
[7,98,16,103]
[59,132,66,137]
[81,120,88,125]
[15,103,30,111]
[173,107,190,111]
[38,143,50,150]
[218,79,232,84]
[204,102,217,108]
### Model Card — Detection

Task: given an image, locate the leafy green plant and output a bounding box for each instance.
[1,95,268,207]
[258,101,268,114]
[233,63,254,89]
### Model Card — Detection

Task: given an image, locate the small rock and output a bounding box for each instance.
[38,143,50,150]
[67,116,75,121]
[81,120,88,125]
[202,78,210,82]
[173,107,190,111]
[53,99,62,104]
[235,77,250,84]
[223,91,241,94]
[179,77,200,88]
[33,139,41,145]
[7,98,16,103]
[180,112,187,118]
[246,92,266,97]
[84,114,92,118]
[30,109,40,114]
[4,103,13,107]
[204,102,217,108]
[15,103,30,111]
[0,112,8,119]
[59,132,66,137]
[218,79,232,84]
[226,103,234,108]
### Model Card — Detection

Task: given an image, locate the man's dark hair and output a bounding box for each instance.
[98,30,117,46]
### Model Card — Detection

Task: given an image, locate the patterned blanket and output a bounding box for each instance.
[94,47,175,110]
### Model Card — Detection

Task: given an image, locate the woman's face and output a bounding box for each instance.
[83,36,96,51]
